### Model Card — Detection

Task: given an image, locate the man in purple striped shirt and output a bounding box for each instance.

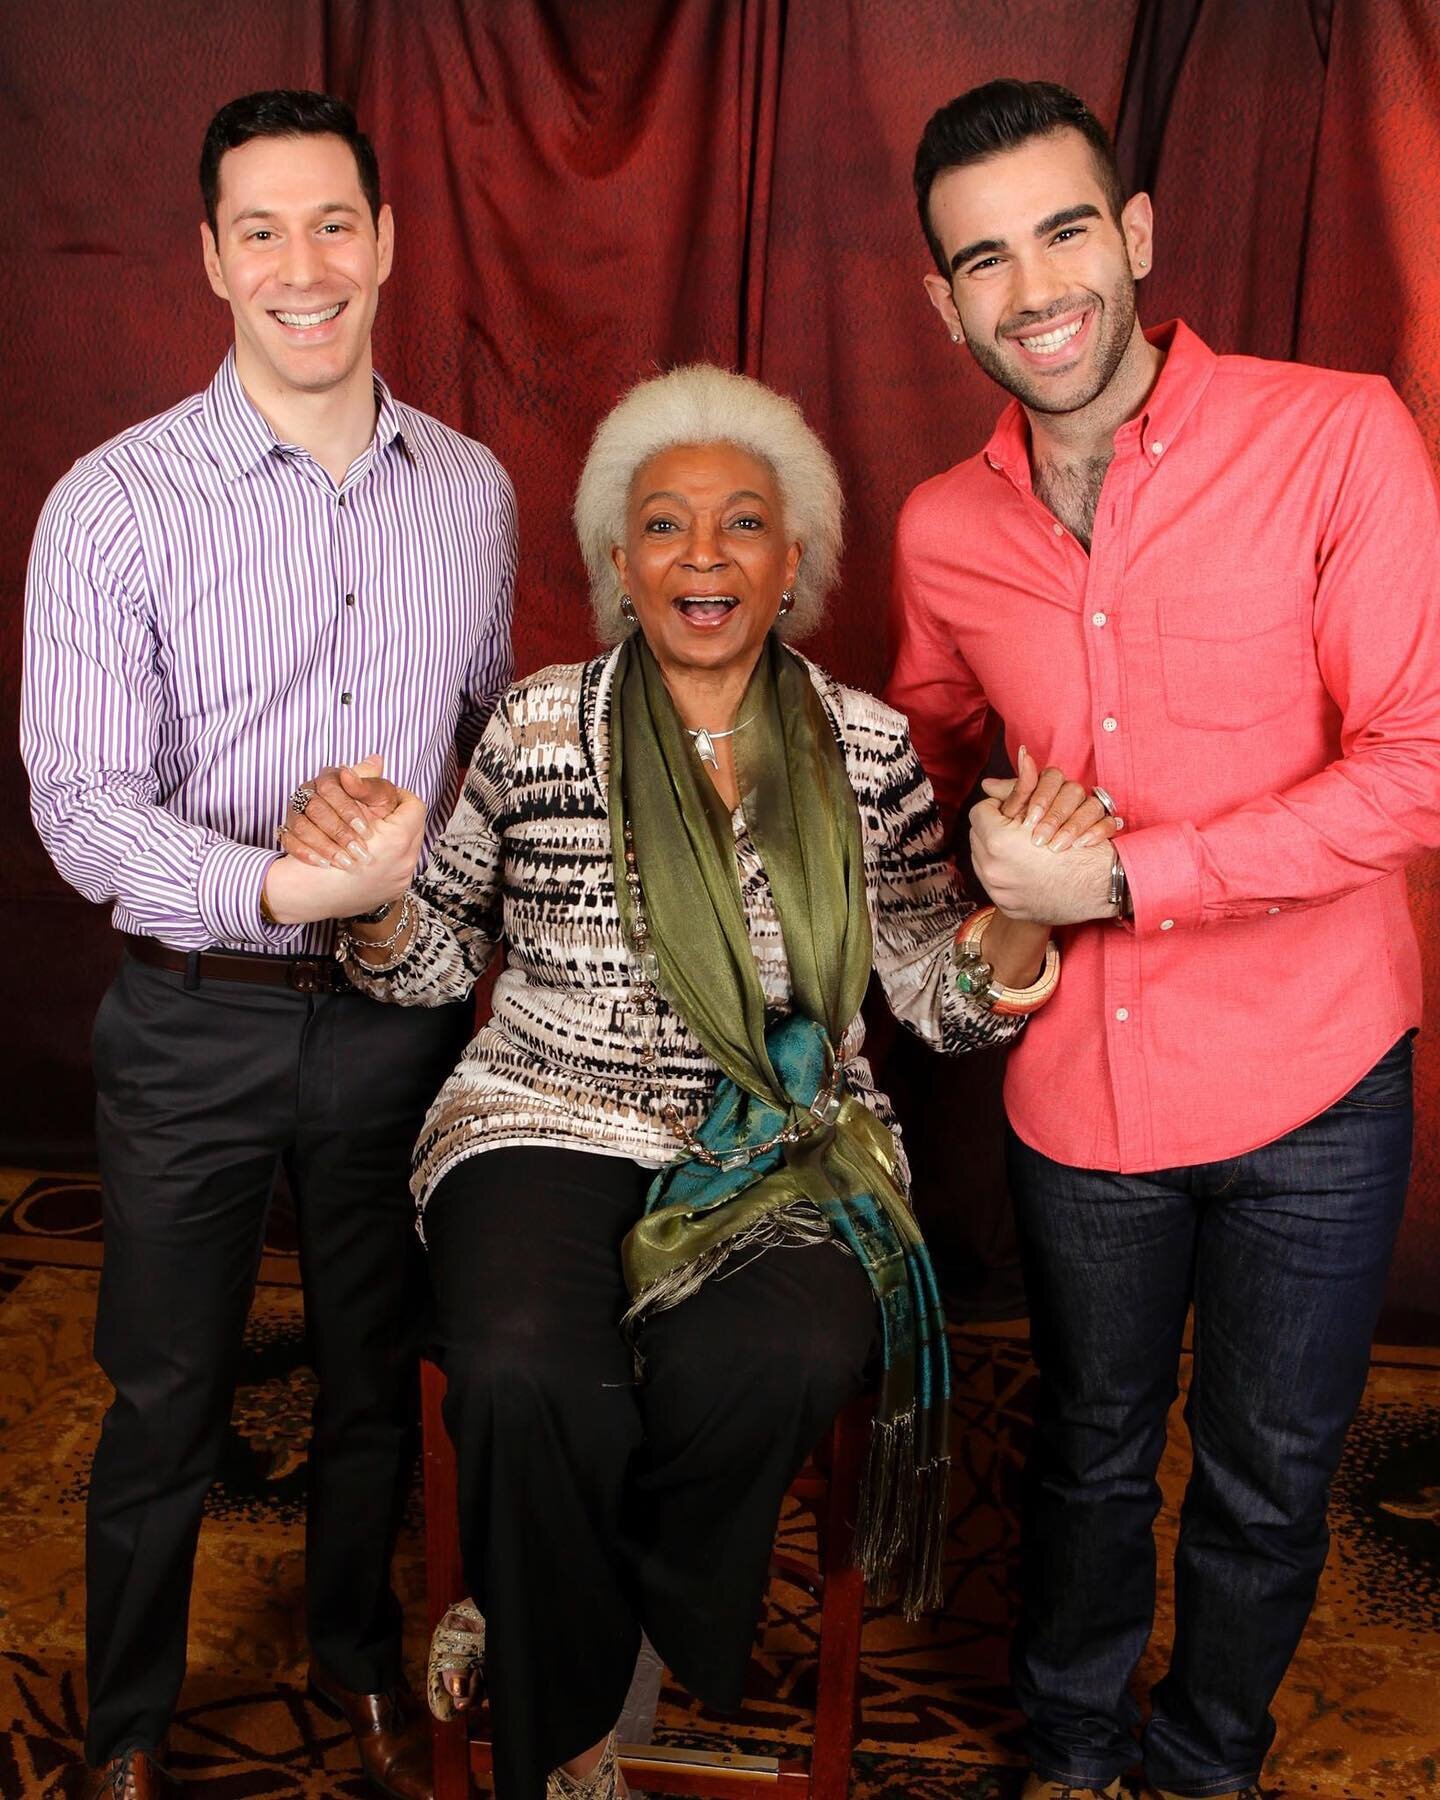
[21,91,514,1800]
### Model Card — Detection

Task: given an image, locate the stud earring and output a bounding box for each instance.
[949,331,960,342]
[1138,257,1149,269]
[619,594,637,624]
[778,589,795,616]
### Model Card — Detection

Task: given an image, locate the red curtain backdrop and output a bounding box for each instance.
[2,0,1436,1320]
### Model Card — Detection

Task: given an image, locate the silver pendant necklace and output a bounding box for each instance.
[688,714,754,768]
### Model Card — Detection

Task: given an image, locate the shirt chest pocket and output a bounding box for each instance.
[1157,577,1308,731]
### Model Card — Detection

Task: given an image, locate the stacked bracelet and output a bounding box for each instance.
[953,905,1061,1017]
[335,891,414,971]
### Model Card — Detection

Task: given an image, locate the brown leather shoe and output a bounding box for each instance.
[80,1748,176,1799]
[1148,1789,1266,1800]
[1022,1778,1128,1800]
[307,1662,434,1800]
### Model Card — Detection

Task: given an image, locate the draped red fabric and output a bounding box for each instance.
[334,0,785,679]
[1,0,1436,1319]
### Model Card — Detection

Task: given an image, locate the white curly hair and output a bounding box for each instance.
[573,364,844,645]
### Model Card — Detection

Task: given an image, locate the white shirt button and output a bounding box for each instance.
[1160,919,1174,931]
[1092,611,1107,627]
[1115,1007,1130,1022]
[1102,715,1118,732]
[1152,441,1165,454]
[1053,522,1065,537]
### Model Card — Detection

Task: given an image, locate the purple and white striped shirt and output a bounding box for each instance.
[22,351,515,955]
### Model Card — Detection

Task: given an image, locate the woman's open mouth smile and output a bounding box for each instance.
[672,594,741,629]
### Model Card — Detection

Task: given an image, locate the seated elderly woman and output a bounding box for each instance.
[265,366,1113,1800]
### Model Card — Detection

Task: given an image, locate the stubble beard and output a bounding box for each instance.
[964,274,1139,416]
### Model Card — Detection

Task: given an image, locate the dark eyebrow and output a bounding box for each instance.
[949,203,1104,274]
[231,201,362,226]
[950,236,1004,274]
[1035,203,1103,235]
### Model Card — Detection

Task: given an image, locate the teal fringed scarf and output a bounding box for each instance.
[609,632,950,1616]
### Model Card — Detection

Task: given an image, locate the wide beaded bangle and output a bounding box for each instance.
[953,904,1061,1017]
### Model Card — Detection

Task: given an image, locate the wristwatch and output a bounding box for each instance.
[1108,847,1132,919]
[347,901,394,924]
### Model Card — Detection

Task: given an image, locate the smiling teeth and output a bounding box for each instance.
[276,304,342,327]
[1019,317,1084,353]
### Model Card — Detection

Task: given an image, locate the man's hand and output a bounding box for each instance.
[265,789,427,925]
[278,754,405,868]
[969,795,1116,925]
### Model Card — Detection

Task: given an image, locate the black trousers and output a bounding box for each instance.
[424,1147,878,1800]
[85,953,470,1766]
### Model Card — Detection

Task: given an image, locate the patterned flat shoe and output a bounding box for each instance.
[426,1596,487,1722]
[547,1732,629,1798]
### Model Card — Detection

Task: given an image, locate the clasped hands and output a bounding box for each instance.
[969,747,1121,927]
[263,754,426,926]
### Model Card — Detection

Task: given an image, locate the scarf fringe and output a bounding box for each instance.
[901,1453,952,1619]
[856,1406,952,1621]
[621,1200,833,1333]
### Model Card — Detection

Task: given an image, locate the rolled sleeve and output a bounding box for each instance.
[1116,823,1205,936]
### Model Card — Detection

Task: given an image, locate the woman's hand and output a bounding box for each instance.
[969,795,1116,926]
[278,753,407,869]
[264,789,427,925]
[981,745,1121,850]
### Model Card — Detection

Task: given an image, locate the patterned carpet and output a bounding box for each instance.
[1,1169,1437,1798]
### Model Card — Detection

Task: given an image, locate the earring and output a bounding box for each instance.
[619,594,637,624]
[1138,258,1148,269]
[778,589,795,616]
[949,331,960,342]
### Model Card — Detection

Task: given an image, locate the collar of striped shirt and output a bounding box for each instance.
[200,346,411,483]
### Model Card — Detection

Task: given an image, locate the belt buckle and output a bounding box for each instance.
[287,959,325,995]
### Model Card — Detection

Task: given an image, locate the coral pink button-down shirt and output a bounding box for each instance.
[887,321,1440,1173]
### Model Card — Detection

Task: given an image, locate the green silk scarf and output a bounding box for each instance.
[609,632,951,1616]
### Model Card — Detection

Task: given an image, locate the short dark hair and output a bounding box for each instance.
[200,89,381,236]
[913,79,1125,275]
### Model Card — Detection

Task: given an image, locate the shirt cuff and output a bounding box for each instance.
[196,840,293,948]
[1115,822,1204,937]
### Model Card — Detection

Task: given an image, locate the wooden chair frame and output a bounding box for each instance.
[420,1358,871,1798]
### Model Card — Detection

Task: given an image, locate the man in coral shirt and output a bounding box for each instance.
[887,78,1440,1800]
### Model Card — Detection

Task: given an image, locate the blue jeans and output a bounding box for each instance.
[1006,1036,1412,1798]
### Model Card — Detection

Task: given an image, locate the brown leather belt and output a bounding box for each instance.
[123,934,352,995]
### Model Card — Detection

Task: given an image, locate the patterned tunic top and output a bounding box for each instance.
[347,647,1022,1220]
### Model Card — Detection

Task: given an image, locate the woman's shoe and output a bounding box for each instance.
[547,1732,630,1798]
[426,1596,487,1721]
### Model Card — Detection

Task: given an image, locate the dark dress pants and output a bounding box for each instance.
[1007,1036,1412,1798]
[84,952,470,1766]
[424,1146,878,1800]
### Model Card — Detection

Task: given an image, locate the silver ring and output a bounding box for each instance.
[1092,786,1117,817]
[289,783,316,817]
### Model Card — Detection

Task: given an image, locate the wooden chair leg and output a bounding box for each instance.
[809,1397,868,1800]
[421,1358,474,1800]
